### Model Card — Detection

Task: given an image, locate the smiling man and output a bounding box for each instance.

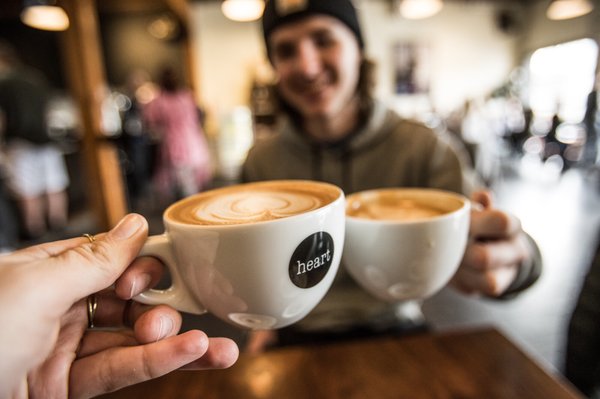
[242,0,542,351]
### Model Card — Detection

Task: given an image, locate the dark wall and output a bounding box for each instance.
[0,19,65,88]
[0,11,185,90]
[99,11,186,88]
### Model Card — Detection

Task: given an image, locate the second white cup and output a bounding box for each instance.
[343,188,470,302]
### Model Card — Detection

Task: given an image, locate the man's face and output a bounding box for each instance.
[268,15,362,120]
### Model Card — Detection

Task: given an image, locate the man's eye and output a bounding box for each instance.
[274,44,296,60]
[313,33,335,48]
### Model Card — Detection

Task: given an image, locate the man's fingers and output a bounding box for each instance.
[132,305,182,344]
[471,190,493,209]
[78,302,183,357]
[455,233,530,296]
[38,214,149,309]
[469,190,521,239]
[89,291,183,338]
[78,330,138,357]
[70,330,213,398]
[180,337,240,370]
[114,256,166,300]
[0,234,105,266]
[451,264,518,297]
[462,235,529,272]
[470,209,521,239]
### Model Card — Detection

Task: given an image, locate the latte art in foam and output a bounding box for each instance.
[167,181,340,226]
[191,190,325,224]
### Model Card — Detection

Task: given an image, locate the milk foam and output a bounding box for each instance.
[347,198,445,221]
[192,190,324,224]
[167,181,339,226]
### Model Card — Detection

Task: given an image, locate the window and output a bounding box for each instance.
[528,38,598,123]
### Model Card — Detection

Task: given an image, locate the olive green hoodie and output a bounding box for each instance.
[243,100,474,196]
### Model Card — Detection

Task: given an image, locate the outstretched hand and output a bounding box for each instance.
[451,191,531,297]
[0,214,238,399]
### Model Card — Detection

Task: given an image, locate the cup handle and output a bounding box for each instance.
[133,234,207,315]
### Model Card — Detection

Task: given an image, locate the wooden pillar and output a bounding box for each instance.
[58,0,127,231]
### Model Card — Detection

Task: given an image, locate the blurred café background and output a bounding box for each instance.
[1,0,599,385]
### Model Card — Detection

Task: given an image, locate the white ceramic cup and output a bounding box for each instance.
[343,188,470,302]
[134,180,345,330]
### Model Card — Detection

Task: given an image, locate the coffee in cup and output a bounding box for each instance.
[167,180,339,225]
[343,188,470,302]
[134,180,345,330]
[346,192,446,221]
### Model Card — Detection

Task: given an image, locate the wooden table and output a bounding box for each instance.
[99,327,583,399]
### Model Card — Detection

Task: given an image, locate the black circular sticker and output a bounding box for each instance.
[289,232,334,289]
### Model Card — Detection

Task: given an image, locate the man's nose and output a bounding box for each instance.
[294,41,321,76]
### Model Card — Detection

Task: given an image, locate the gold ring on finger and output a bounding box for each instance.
[87,294,98,329]
[83,233,96,244]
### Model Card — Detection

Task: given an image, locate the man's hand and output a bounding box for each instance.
[451,191,531,297]
[0,214,239,399]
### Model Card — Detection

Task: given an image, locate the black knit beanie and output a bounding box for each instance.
[262,0,364,54]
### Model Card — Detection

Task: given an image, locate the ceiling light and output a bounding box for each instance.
[546,0,593,20]
[221,0,265,22]
[20,0,69,31]
[398,0,443,20]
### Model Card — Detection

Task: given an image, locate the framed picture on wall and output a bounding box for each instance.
[392,42,430,95]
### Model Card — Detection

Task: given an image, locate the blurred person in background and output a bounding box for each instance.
[543,113,567,165]
[143,66,213,204]
[241,0,542,352]
[0,40,69,240]
[0,149,18,252]
[119,69,157,210]
[508,106,534,157]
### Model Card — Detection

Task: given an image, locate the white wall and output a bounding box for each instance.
[357,0,519,115]
[189,4,265,123]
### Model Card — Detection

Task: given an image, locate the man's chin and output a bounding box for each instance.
[297,102,333,119]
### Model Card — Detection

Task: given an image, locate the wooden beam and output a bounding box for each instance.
[58,0,128,231]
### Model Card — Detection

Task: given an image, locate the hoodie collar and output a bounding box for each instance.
[280,99,392,152]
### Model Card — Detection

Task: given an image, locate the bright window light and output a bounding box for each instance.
[528,38,598,122]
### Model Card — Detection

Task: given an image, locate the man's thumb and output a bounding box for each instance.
[44,214,148,304]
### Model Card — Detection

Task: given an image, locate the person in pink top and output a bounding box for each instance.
[143,66,213,202]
